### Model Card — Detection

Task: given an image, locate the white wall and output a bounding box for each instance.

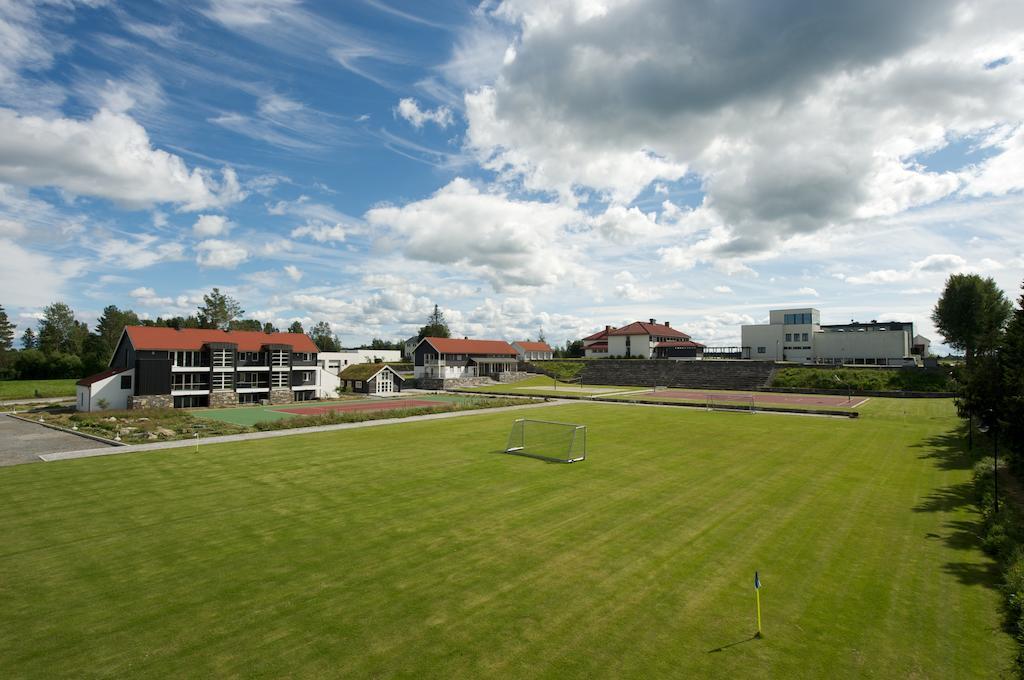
[607,334,654,358]
[814,330,910,362]
[77,369,134,412]
[742,324,784,360]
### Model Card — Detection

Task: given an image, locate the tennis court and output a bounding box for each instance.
[275,399,443,416]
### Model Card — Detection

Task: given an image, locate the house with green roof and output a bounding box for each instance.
[338,363,404,395]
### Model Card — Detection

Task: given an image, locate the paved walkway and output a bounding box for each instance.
[39,399,565,463]
[0,396,75,408]
[0,414,113,467]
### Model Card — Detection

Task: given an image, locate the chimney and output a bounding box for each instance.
[870,319,877,324]
[605,325,611,332]
[649,318,656,324]
[664,321,670,327]
[464,336,468,340]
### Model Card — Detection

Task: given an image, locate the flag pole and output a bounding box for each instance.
[754,571,763,638]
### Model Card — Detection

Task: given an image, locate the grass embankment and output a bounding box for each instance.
[0,379,77,400]
[464,375,634,397]
[771,367,955,392]
[0,398,1012,677]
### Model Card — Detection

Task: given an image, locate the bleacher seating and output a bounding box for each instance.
[579,360,776,391]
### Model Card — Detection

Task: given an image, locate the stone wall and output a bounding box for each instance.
[209,391,237,407]
[270,389,293,404]
[498,371,531,383]
[129,394,172,410]
[580,360,777,391]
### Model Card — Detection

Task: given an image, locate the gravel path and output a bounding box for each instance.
[0,414,113,466]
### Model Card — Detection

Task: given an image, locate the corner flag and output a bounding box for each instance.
[754,571,763,637]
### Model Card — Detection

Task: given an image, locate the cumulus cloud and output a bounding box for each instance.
[192,214,231,236]
[195,239,249,268]
[93,234,187,270]
[0,108,244,210]
[612,270,658,301]
[713,285,733,294]
[846,252,967,284]
[284,264,303,281]
[796,287,819,297]
[461,0,1024,254]
[0,238,84,307]
[129,286,173,307]
[365,177,586,290]
[395,97,454,129]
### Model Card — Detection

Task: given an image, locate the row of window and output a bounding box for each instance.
[173,350,314,367]
[783,312,814,324]
[785,333,809,342]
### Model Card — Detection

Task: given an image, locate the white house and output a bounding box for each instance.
[583,326,613,358]
[511,341,553,361]
[741,308,918,365]
[606,319,704,359]
[413,337,518,380]
[76,367,135,411]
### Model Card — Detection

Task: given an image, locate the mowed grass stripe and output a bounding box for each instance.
[0,401,1013,678]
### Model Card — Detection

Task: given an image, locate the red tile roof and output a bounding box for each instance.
[586,342,608,350]
[515,341,552,352]
[420,337,517,355]
[608,321,691,339]
[655,340,705,348]
[583,327,614,341]
[125,326,319,352]
[77,367,128,386]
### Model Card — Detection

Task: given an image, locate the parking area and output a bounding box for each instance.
[0,414,111,467]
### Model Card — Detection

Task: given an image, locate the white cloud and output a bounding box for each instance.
[93,234,187,270]
[0,238,84,307]
[365,177,587,291]
[713,285,733,294]
[846,252,968,285]
[284,264,303,281]
[192,214,231,237]
[129,286,173,307]
[796,287,819,297]
[612,270,657,301]
[195,239,249,268]
[0,108,244,210]
[395,97,454,129]
[290,220,346,243]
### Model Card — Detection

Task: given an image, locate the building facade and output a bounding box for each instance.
[77,327,320,411]
[583,326,613,358]
[606,319,704,359]
[413,337,518,380]
[741,308,922,365]
[511,341,554,361]
[338,364,404,395]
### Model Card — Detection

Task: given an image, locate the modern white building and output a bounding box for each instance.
[76,367,135,411]
[741,308,921,365]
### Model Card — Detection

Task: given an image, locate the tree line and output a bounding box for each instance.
[0,288,400,380]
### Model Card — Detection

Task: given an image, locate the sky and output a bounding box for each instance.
[1,0,1023,351]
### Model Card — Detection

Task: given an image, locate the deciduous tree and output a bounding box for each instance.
[932,274,1012,365]
[197,288,244,330]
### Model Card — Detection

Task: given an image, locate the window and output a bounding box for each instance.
[757,346,766,354]
[802,333,809,342]
[172,373,209,391]
[212,373,233,391]
[270,350,288,366]
[120,375,132,390]
[355,380,363,389]
[271,372,288,388]
[785,333,792,341]
[212,349,233,367]
[173,350,206,367]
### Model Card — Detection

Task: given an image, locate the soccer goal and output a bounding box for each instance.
[706,393,757,414]
[504,418,587,463]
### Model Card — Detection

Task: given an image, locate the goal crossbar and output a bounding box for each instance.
[504,418,587,463]
[705,393,757,414]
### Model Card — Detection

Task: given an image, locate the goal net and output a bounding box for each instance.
[706,393,757,413]
[504,418,587,463]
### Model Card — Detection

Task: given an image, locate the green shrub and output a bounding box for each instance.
[770,367,955,392]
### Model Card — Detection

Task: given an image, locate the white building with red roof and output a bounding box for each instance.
[412,337,519,381]
[606,319,705,359]
[583,326,614,358]
[76,326,321,411]
[511,340,554,361]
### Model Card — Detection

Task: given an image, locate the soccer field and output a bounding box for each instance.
[0,399,1013,677]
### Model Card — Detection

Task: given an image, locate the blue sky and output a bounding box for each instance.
[2,0,1023,351]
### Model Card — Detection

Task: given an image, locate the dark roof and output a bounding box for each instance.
[420,337,517,356]
[338,363,405,381]
[125,326,319,352]
[608,321,691,339]
[655,341,705,348]
[77,367,128,386]
[587,342,608,350]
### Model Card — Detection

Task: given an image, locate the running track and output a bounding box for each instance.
[644,389,867,407]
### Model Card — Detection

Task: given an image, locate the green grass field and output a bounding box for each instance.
[0,399,1013,677]
[465,375,636,397]
[0,378,77,400]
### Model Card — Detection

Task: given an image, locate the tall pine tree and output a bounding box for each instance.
[0,304,14,351]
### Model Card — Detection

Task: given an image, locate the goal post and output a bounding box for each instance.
[504,418,587,463]
[706,393,756,414]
